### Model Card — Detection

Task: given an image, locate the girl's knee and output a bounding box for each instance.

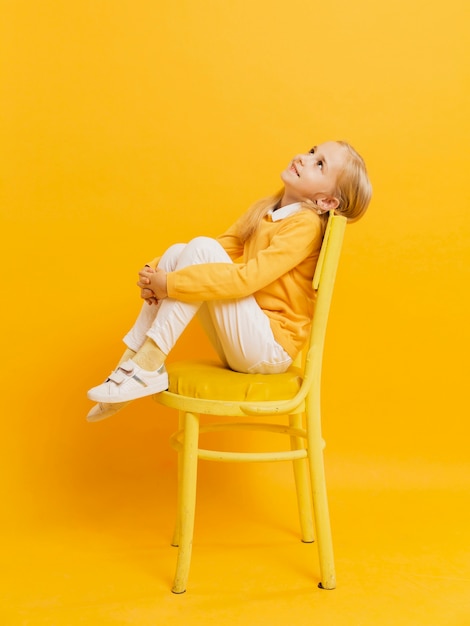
[158,243,187,270]
[187,236,220,249]
[182,237,230,263]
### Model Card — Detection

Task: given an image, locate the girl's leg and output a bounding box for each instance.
[88,238,238,404]
[122,243,187,352]
[198,297,292,374]
[87,243,186,420]
[141,237,231,356]
[87,289,292,420]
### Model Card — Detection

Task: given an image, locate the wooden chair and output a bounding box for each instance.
[154,212,347,593]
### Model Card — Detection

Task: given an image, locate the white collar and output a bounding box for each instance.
[268,202,302,222]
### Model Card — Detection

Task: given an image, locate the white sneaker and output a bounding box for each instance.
[86,401,129,422]
[87,360,168,403]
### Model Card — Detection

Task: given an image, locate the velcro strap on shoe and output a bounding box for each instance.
[108,367,133,385]
[118,361,135,375]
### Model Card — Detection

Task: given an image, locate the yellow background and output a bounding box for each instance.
[1,1,469,624]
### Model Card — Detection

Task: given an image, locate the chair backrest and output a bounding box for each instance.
[302,212,347,385]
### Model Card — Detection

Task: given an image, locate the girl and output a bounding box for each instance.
[87,141,372,421]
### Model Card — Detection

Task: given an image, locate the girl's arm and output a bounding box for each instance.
[167,211,322,302]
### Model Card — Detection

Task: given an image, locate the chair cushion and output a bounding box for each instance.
[167,360,303,402]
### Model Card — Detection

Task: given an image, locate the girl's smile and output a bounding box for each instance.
[289,163,300,176]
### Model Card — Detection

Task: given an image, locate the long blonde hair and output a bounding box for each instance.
[334,141,372,222]
[237,141,372,242]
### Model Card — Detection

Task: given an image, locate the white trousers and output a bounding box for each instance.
[123,237,292,374]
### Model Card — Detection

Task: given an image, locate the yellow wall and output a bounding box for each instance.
[1,0,468,529]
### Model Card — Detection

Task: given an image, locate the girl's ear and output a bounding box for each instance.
[316,195,340,211]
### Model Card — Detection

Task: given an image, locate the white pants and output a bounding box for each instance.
[123,237,292,374]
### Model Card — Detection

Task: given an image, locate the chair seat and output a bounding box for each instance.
[167,360,303,402]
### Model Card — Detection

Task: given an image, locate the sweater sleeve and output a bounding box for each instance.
[167,212,322,302]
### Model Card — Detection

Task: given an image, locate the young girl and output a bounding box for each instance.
[87,141,372,421]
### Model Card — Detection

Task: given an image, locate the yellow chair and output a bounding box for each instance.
[154,212,347,594]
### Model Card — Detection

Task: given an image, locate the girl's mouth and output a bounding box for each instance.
[290,163,300,177]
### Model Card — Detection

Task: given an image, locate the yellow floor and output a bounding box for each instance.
[2,455,469,626]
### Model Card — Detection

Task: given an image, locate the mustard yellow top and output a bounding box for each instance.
[149,207,324,359]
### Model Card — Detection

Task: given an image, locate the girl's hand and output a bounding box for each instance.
[141,287,159,305]
[137,266,158,305]
[137,267,168,302]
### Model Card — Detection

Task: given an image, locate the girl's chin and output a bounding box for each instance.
[280,169,295,183]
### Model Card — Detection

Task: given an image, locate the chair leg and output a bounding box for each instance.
[172,411,200,594]
[171,411,185,548]
[307,407,336,590]
[289,413,315,543]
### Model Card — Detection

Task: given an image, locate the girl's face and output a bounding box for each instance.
[280,141,346,209]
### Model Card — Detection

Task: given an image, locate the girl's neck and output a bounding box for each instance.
[278,191,300,208]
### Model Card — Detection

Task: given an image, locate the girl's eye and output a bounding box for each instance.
[308,147,323,169]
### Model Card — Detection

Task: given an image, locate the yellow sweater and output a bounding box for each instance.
[151,208,324,359]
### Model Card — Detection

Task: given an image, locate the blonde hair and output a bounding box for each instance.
[333,141,372,222]
[237,141,372,242]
